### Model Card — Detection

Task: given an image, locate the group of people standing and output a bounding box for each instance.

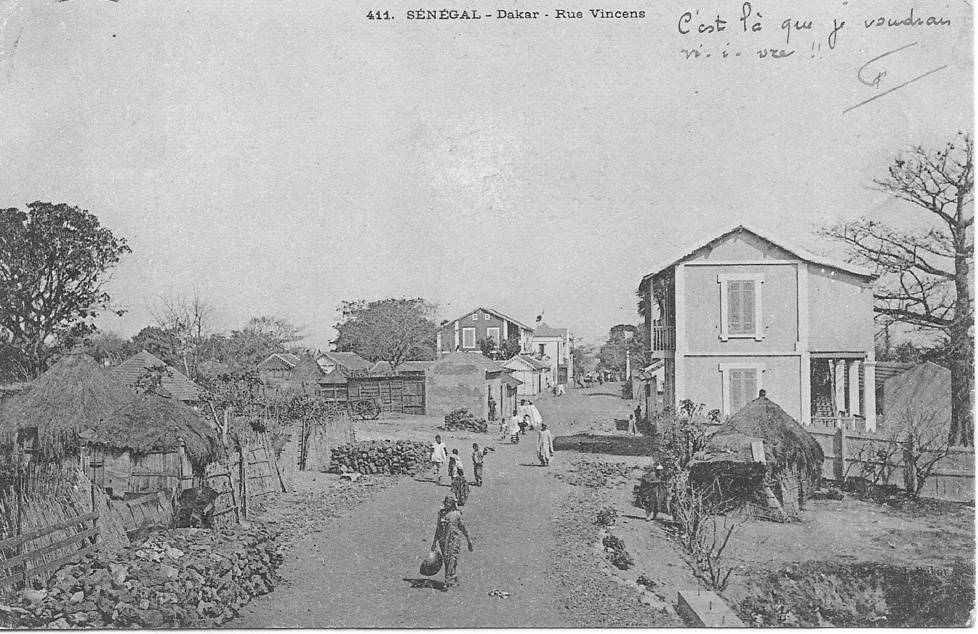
[429,435,489,506]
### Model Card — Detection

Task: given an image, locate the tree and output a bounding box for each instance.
[477,336,497,358]
[82,331,139,367]
[597,324,649,374]
[194,316,305,377]
[0,202,130,378]
[571,338,595,377]
[820,133,974,446]
[150,289,214,379]
[333,298,437,371]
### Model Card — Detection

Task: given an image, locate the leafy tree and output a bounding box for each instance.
[597,324,649,374]
[477,336,497,357]
[131,326,182,367]
[82,331,139,367]
[196,316,305,377]
[333,298,437,372]
[820,133,974,446]
[150,290,215,379]
[0,202,130,378]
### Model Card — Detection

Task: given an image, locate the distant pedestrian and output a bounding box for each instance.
[518,414,530,436]
[634,404,642,423]
[448,448,461,480]
[639,464,668,521]
[488,394,497,421]
[431,495,473,591]
[451,465,470,506]
[627,414,638,436]
[509,415,521,444]
[471,443,486,486]
[536,423,554,466]
[431,435,448,485]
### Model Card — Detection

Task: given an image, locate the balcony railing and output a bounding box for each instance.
[810,415,867,432]
[652,325,676,351]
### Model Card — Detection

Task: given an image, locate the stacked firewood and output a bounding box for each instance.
[3,526,283,629]
[328,440,432,475]
[441,408,488,433]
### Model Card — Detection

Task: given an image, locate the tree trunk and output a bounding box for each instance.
[948,223,974,447]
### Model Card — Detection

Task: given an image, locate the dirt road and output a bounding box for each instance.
[233,428,567,628]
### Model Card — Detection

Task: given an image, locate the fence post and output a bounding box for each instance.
[15,445,25,591]
[833,427,846,481]
[238,440,248,520]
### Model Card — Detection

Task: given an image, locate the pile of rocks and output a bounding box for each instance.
[554,458,633,488]
[441,408,488,433]
[3,525,282,629]
[328,440,431,475]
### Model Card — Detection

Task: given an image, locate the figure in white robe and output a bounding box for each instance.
[537,424,554,466]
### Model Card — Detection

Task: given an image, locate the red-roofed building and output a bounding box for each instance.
[436,307,534,355]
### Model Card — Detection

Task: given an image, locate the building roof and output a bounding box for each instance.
[639,224,877,285]
[318,368,349,385]
[444,307,535,332]
[369,360,435,375]
[532,322,568,338]
[256,353,301,371]
[110,350,202,402]
[874,361,915,389]
[0,352,135,461]
[504,354,549,371]
[501,373,524,387]
[318,351,373,372]
[432,351,508,375]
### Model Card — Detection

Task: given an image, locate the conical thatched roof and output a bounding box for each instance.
[708,396,824,473]
[93,393,226,467]
[0,352,135,460]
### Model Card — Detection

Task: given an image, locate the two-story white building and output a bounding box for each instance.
[638,225,878,430]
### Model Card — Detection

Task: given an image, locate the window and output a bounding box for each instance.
[718,274,764,341]
[462,328,476,348]
[719,362,765,416]
[471,314,479,321]
[487,327,500,343]
[728,369,757,414]
[484,314,490,320]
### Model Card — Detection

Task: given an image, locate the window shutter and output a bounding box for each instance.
[740,281,755,334]
[729,368,758,414]
[743,369,757,407]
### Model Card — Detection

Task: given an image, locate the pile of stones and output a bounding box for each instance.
[441,408,488,433]
[2,525,282,629]
[328,440,432,475]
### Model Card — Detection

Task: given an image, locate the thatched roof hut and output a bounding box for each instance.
[0,352,135,461]
[92,393,226,469]
[690,395,824,520]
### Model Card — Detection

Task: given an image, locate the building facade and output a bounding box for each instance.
[639,225,878,430]
[528,321,573,386]
[436,307,534,355]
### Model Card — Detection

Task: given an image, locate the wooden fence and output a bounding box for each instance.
[205,432,286,526]
[808,425,975,502]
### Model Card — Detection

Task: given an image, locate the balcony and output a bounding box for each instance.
[652,325,676,352]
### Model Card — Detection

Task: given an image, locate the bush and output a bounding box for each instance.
[602,533,634,570]
[596,506,619,527]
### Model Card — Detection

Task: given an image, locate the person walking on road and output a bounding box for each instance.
[536,423,554,466]
[448,448,461,480]
[627,414,638,436]
[431,435,448,485]
[471,443,486,487]
[509,415,521,444]
[451,465,470,506]
[431,495,473,591]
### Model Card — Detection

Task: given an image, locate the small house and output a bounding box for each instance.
[436,307,534,355]
[502,354,549,396]
[689,394,824,521]
[529,321,574,386]
[317,351,372,375]
[426,351,514,421]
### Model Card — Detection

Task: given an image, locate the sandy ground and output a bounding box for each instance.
[228,383,974,627]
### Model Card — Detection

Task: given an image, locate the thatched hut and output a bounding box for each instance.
[0,352,134,462]
[89,393,226,497]
[689,394,824,521]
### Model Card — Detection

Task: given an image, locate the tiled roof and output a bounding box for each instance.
[502,354,548,372]
[640,224,876,284]
[501,374,523,387]
[109,350,202,402]
[256,353,300,371]
[318,352,373,372]
[533,322,568,338]
[875,361,914,389]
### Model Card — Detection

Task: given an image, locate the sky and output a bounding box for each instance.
[0,0,972,350]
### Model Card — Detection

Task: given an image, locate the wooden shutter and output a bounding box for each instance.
[729,369,757,414]
[728,280,755,335]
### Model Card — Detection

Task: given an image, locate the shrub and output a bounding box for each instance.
[596,506,619,527]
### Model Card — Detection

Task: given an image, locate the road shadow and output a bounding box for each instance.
[519,463,548,468]
[582,392,620,398]
[403,577,446,592]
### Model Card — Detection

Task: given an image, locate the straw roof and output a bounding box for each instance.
[700,396,824,476]
[92,393,225,467]
[0,352,135,461]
